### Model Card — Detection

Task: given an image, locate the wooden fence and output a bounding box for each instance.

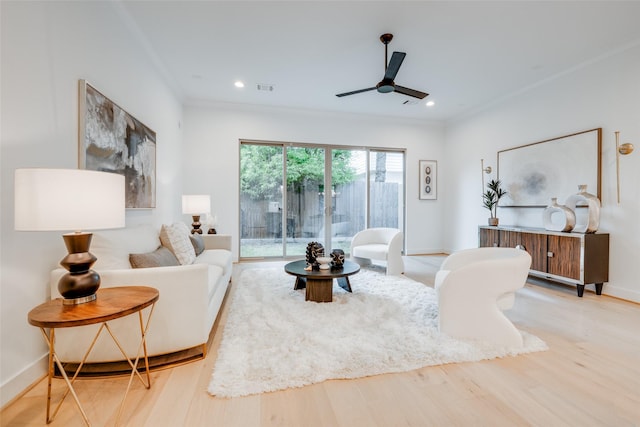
[240,181,399,239]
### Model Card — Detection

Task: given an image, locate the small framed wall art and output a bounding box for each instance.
[78,79,157,209]
[419,160,437,200]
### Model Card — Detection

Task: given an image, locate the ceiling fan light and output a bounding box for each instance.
[376,78,395,93]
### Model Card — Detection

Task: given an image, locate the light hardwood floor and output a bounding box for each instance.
[3,255,639,426]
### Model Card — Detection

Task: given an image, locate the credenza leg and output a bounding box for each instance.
[577,284,585,298]
[595,283,603,295]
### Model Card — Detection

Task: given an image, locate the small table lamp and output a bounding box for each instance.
[15,168,125,304]
[182,195,211,234]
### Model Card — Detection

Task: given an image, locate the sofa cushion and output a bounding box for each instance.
[130,246,180,268]
[189,234,205,256]
[160,223,196,265]
[194,249,233,277]
[91,225,161,270]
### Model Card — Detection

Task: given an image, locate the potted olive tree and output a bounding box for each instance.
[483,179,507,226]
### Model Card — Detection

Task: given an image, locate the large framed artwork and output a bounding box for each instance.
[78,80,156,209]
[497,128,601,207]
[419,160,437,200]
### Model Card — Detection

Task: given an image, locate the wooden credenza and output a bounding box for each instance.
[478,225,609,297]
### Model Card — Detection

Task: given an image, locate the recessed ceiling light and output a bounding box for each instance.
[234,81,245,88]
[426,100,435,107]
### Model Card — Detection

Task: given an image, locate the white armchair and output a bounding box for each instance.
[350,228,404,275]
[435,247,531,348]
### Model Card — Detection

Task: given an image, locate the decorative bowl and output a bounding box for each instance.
[316,257,331,269]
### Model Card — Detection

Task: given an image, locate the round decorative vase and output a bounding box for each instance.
[488,218,499,226]
[564,185,601,233]
[330,249,345,269]
[543,197,576,232]
[305,241,324,270]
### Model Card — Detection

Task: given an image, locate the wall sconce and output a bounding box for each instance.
[615,131,635,204]
[481,158,492,191]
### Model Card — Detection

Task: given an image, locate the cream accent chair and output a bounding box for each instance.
[350,228,404,275]
[435,247,531,348]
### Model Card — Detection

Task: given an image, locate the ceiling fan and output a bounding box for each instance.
[336,33,428,100]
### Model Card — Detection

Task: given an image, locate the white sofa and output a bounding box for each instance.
[350,228,404,275]
[435,247,531,348]
[49,224,232,364]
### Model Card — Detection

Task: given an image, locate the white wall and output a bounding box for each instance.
[444,43,640,302]
[182,103,446,257]
[0,2,183,406]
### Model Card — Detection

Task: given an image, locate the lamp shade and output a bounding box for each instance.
[182,195,211,215]
[15,168,125,231]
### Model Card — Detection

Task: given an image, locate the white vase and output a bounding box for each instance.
[317,257,332,270]
[564,185,601,233]
[543,197,576,232]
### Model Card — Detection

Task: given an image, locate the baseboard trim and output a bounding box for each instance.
[0,353,48,409]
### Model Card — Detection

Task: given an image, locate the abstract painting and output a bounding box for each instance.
[419,160,437,200]
[498,128,601,207]
[79,80,156,208]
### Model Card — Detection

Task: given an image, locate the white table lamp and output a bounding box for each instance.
[182,194,211,234]
[15,168,125,304]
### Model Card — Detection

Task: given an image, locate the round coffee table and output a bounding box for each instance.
[284,260,360,302]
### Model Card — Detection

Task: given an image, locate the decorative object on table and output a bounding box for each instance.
[182,194,211,234]
[78,80,156,209]
[305,241,324,270]
[482,179,507,226]
[614,131,635,204]
[205,213,218,234]
[316,256,332,270]
[480,158,492,192]
[497,128,601,207]
[564,184,601,233]
[419,160,437,200]
[330,249,345,269]
[14,168,125,304]
[543,197,576,232]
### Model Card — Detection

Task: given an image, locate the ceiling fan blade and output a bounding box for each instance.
[394,85,428,99]
[335,87,377,97]
[384,52,406,80]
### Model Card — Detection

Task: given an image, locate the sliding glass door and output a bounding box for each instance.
[240,142,404,260]
[285,146,325,256]
[239,143,284,257]
[369,150,404,230]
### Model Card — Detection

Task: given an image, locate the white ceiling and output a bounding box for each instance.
[119,1,640,122]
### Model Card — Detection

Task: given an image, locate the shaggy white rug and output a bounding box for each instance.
[208,267,547,398]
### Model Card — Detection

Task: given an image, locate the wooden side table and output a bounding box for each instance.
[28,286,159,426]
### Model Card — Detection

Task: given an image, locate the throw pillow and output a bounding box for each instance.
[159,222,196,265]
[190,234,205,256]
[129,246,179,268]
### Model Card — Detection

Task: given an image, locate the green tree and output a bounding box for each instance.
[240,145,356,199]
